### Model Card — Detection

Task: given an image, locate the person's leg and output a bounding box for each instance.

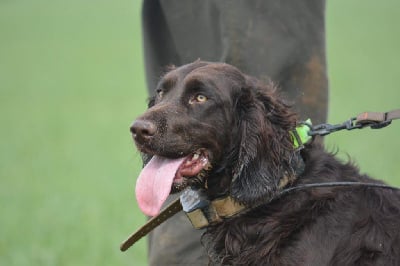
[141,1,328,264]
[147,195,208,265]
[143,0,327,123]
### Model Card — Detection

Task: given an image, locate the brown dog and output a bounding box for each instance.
[131,61,400,265]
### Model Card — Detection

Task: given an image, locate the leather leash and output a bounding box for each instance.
[120,198,182,252]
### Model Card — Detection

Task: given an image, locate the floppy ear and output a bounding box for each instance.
[230,80,301,206]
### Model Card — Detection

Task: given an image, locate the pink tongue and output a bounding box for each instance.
[135,155,185,216]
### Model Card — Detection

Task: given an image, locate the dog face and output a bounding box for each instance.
[133,61,238,165]
[131,61,299,216]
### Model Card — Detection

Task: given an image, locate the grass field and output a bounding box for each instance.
[1,1,399,265]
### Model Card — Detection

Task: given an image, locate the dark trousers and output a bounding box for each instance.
[142,1,328,265]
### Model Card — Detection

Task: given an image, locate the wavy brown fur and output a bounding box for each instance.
[131,61,400,265]
[203,146,400,265]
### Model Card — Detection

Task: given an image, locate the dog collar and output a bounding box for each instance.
[180,189,246,229]
[181,173,295,229]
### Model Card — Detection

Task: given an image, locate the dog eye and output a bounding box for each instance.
[156,89,164,98]
[196,95,207,102]
[195,94,208,103]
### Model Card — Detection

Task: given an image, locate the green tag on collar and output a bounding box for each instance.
[291,119,312,149]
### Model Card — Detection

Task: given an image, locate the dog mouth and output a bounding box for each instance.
[135,149,212,216]
[173,150,212,190]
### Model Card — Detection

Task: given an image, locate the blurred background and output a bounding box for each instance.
[1,0,399,265]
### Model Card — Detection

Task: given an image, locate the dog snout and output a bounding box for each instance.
[130,119,157,142]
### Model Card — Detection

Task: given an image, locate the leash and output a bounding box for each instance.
[279,182,400,197]
[120,197,182,251]
[120,109,400,252]
[307,109,400,137]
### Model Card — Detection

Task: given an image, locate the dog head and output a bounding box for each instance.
[131,61,300,216]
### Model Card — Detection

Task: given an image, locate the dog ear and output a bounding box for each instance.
[230,79,300,206]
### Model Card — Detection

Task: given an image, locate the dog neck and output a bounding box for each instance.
[181,123,311,229]
[181,173,296,229]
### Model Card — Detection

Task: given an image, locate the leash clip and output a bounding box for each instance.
[309,118,361,136]
[355,111,393,129]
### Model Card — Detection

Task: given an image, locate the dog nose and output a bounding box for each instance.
[130,119,157,140]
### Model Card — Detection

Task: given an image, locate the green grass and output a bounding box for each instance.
[326,0,400,185]
[0,0,399,265]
